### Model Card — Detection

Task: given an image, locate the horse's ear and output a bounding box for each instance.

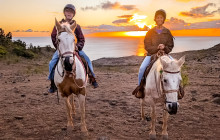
[160,57,168,68]
[177,55,185,67]
[55,18,62,32]
[70,21,77,31]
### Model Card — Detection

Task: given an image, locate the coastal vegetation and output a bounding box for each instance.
[0,28,54,59]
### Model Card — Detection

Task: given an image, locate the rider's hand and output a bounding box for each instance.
[158,44,165,50]
[75,46,79,52]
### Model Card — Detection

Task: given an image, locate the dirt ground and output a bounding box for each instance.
[0,44,220,140]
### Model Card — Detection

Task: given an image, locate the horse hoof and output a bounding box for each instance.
[81,126,88,133]
[162,135,168,140]
[149,134,156,140]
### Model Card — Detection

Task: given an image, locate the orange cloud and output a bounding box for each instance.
[179,3,219,18]
[81,1,137,11]
[171,28,220,36]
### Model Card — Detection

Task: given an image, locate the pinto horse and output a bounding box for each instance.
[140,55,185,139]
[54,19,88,133]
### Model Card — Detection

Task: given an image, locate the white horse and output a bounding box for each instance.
[141,55,185,139]
[54,19,88,133]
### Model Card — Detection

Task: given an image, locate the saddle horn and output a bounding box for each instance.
[55,18,62,32]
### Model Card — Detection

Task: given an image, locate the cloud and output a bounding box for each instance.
[179,3,220,18]
[176,0,205,2]
[81,18,220,34]
[112,19,130,25]
[13,29,49,32]
[81,6,98,11]
[25,29,33,32]
[14,30,20,32]
[164,17,220,30]
[82,24,149,34]
[81,1,137,11]
[40,31,49,32]
[112,15,133,25]
[117,15,133,18]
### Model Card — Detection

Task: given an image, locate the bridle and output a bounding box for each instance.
[56,42,75,77]
[160,70,180,94]
[56,32,88,88]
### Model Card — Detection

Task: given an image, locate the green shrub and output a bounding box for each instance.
[181,64,189,87]
[13,39,26,49]
[0,45,8,57]
[13,46,35,59]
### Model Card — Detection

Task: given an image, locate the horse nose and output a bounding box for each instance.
[64,56,73,71]
[167,102,179,115]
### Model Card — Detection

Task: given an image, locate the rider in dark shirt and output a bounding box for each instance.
[48,4,98,93]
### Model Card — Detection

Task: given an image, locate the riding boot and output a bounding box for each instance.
[89,74,98,88]
[48,80,57,93]
[132,85,145,98]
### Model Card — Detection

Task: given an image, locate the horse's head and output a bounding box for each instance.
[55,18,77,72]
[160,55,185,115]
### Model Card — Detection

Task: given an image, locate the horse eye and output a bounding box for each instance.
[164,79,167,83]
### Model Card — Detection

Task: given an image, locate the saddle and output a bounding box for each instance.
[132,54,158,98]
[76,52,89,75]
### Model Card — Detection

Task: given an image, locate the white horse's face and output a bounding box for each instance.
[160,56,185,114]
[55,19,77,72]
[57,32,75,57]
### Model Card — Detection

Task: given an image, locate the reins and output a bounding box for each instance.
[160,71,180,94]
[155,52,180,105]
[57,42,87,89]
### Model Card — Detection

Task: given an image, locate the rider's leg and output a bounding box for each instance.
[48,51,59,93]
[132,56,151,98]
[78,50,98,88]
[138,56,151,85]
[168,55,174,60]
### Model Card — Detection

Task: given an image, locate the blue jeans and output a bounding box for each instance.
[138,56,151,85]
[138,55,173,85]
[48,50,95,80]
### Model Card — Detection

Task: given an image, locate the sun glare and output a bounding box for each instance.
[129,13,155,29]
[130,14,147,28]
[124,31,147,37]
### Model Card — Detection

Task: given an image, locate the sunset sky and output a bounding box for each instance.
[0,0,219,37]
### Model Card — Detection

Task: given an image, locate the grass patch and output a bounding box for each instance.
[181,64,189,87]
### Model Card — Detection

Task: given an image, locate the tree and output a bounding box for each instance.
[6,32,12,40]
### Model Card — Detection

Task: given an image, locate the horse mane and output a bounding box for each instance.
[61,22,74,35]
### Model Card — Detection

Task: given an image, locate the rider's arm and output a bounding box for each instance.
[51,26,58,49]
[144,30,159,56]
[163,30,174,54]
[74,24,85,51]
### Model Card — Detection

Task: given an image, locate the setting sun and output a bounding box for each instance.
[124,31,147,37]
[130,14,147,28]
[129,13,155,29]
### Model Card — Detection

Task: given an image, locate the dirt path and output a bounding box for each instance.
[0,45,220,140]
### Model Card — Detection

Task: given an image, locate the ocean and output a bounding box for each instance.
[12,36,220,61]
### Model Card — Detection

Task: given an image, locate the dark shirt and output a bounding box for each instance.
[144,27,174,56]
[51,19,85,51]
